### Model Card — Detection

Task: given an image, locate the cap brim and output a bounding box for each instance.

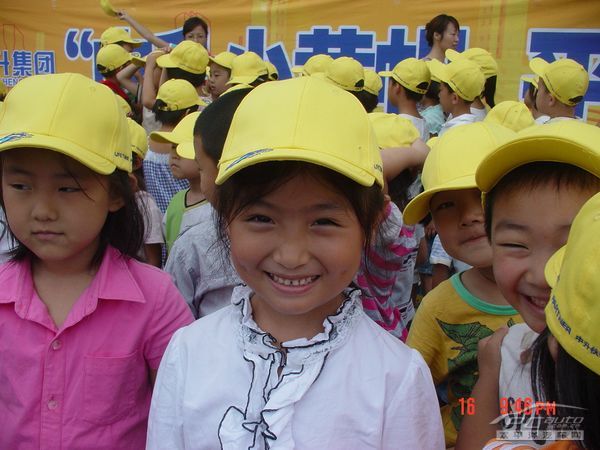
[378,70,394,77]
[176,141,195,159]
[131,56,146,67]
[0,132,118,174]
[529,58,548,78]
[216,146,380,187]
[520,75,539,88]
[427,60,450,84]
[476,130,600,193]
[291,66,304,74]
[150,129,187,145]
[156,53,177,69]
[544,245,566,288]
[402,175,478,225]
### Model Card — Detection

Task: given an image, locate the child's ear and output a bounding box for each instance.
[108,194,125,212]
[451,92,460,105]
[548,94,557,107]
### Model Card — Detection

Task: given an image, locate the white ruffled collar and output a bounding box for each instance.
[218,285,362,449]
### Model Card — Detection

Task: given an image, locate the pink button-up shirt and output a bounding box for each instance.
[0,246,194,449]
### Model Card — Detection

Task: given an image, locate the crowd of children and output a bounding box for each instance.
[0,10,599,450]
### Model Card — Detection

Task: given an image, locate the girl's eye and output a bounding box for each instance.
[246,215,272,224]
[313,218,339,226]
[9,183,29,191]
[434,201,454,212]
[498,242,527,250]
[58,186,82,193]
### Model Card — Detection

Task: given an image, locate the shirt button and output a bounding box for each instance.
[47,399,58,410]
[51,340,62,350]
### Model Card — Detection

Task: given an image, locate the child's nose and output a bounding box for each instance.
[272,235,310,270]
[32,195,59,221]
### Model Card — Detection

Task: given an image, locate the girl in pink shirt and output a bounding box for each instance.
[0,73,194,449]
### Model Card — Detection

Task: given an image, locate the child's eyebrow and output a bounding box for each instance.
[3,164,75,179]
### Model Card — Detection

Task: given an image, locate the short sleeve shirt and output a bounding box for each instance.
[0,246,194,449]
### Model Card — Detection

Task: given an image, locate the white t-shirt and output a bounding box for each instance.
[470,106,488,121]
[438,113,480,136]
[399,113,429,141]
[147,286,445,450]
[430,234,471,273]
[499,323,538,402]
[136,190,164,245]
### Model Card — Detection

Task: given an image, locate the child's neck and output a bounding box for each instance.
[449,102,472,118]
[460,266,509,306]
[185,178,205,205]
[471,97,485,109]
[397,98,421,119]
[32,245,100,329]
[250,293,345,345]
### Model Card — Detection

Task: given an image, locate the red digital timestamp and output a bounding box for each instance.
[459,397,557,416]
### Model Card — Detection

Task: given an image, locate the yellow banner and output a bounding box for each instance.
[2,0,599,120]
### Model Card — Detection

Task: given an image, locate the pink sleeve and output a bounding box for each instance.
[143,278,195,369]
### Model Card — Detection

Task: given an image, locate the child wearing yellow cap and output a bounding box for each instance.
[429,59,486,136]
[521,75,551,124]
[165,89,252,318]
[147,76,444,449]
[529,57,589,123]
[144,79,202,215]
[0,73,193,449]
[355,68,382,112]
[380,57,431,141]
[404,122,522,448]
[150,111,207,253]
[96,44,140,110]
[456,120,600,449]
[446,47,499,121]
[208,51,236,100]
[480,192,600,450]
[222,51,269,95]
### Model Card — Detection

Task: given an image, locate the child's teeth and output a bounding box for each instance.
[272,274,315,286]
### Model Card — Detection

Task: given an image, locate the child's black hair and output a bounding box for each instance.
[424,80,440,101]
[390,78,427,103]
[166,67,206,87]
[484,162,600,239]
[193,87,252,164]
[482,76,497,108]
[215,161,384,262]
[352,90,379,113]
[1,160,145,268]
[531,329,600,450]
[182,16,209,39]
[152,102,199,126]
[97,65,119,78]
[425,14,460,47]
[388,170,417,212]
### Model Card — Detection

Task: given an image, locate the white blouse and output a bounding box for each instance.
[147,285,444,450]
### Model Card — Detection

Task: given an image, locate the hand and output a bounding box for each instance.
[116,10,130,21]
[425,221,436,237]
[477,326,509,380]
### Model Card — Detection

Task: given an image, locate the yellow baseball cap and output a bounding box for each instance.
[319,56,365,92]
[368,112,419,148]
[96,44,132,73]
[127,118,147,159]
[484,100,535,132]
[291,54,334,76]
[157,41,209,75]
[209,51,236,70]
[428,58,485,102]
[155,79,204,111]
[403,122,515,224]
[446,48,498,79]
[216,76,383,187]
[379,57,431,94]
[150,111,200,146]
[228,52,268,85]
[544,192,600,376]
[476,120,600,194]
[222,83,253,96]
[363,69,382,96]
[425,60,441,83]
[100,27,141,47]
[266,61,279,81]
[529,57,589,106]
[0,73,131,173]
[520,74,539,89]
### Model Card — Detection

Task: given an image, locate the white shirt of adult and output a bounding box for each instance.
[147,285,445,450]
[437,113,480,136]
[399,113,430,141]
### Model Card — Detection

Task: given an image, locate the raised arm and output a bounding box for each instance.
[117,10,170,49]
